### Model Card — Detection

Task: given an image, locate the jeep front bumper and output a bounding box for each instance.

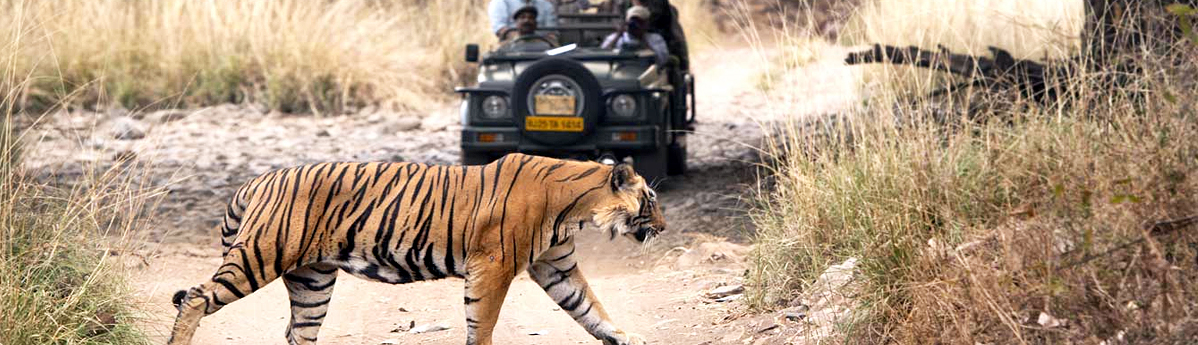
[461,125,660,152]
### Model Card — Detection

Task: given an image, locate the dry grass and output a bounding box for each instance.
[2,14,162,343]
[747,0,1198,342]
[0,0,493,114]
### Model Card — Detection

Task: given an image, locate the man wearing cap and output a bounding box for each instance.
[600,6,670,69]
[497,6,558,51]
[489,0,557,38]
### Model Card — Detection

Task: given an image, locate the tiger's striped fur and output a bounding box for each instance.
[167,153,665,345]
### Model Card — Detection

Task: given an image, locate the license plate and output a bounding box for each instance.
[534,95,575,115]
[525,116,584,132]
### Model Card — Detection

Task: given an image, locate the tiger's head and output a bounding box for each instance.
[592,164,666,242]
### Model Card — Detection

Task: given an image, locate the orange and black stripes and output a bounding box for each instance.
[167,153,665,345]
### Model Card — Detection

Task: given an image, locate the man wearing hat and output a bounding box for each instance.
[600,6,670,69]
[489,0,557,38]
[496,6,558,51]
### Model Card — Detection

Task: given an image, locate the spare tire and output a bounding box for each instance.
[513,58,602,146]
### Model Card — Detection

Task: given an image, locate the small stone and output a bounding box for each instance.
[528,329,549,336]
[109,117,146,140]
[390,117,422,132]
[1037,312,1064,328]
[316,129,331,137]
[409,322,451,334]
[706,284,744,299]
[397,307,409,312]
[420,116,453,132]
[783,311,806,322]
[380,339,400,345]
[714,294,742,302]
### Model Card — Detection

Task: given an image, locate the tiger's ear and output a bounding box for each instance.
[609,163,637,191]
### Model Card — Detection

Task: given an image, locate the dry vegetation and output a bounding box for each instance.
[0,0,493,114]
[748,0,1198,342]
[1,95,160,343]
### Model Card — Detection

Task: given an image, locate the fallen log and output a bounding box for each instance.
[844,44,1066,102]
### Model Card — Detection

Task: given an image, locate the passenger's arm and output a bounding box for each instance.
[647,34,670,67]
[600,33,618,49]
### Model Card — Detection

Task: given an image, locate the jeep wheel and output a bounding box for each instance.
[633,146,669,186]
[461,151,493,165]
[667,142,687,175]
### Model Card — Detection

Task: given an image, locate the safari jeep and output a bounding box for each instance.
[455,12,695,184]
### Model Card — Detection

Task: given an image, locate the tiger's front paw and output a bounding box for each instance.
[604,331,646,345]
[623,332,646,345]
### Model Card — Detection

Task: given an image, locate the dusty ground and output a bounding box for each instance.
[24,37,861,344]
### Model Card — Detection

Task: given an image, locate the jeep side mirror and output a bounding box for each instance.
[465,44,479,63]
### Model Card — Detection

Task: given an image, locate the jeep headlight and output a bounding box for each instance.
[480,95,509,119]
[609,94,637,118]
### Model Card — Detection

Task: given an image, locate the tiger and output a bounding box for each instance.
[167,153,665,345]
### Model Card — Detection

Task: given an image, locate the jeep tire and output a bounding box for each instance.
[512,58,603,146]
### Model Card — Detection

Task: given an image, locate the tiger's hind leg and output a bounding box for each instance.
[527,239,645,345]
[167,244,288,345]
[282,263,339,345]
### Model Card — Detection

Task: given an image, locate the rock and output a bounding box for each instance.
[677,242,750,267]
[1037,312,1064,328]
[388,117,422,133]
[409,322,451,334]
[390,320,413,333]
[781,309,809,323]
[420,115,454,132]
[145,109,189,124]
[528,329,549,336]
[714,294,742,303]
[109,117,146,140]
[706,284,745,299]
[380,339,400,344]
[316,129,331,137]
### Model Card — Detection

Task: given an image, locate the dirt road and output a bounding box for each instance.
[131,230,750,344]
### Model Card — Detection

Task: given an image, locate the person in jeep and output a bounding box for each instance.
[497,6,558,51]
[600,6,669,68]
[489,0,556,39]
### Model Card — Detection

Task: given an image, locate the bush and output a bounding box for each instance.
[747,0,1198,342]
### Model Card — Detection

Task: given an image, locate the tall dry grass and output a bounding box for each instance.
[0,0,493,114]
[747,0,1198,342]
[2,12,162,343]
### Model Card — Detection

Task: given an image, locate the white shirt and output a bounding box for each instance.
[601,32,670,67]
